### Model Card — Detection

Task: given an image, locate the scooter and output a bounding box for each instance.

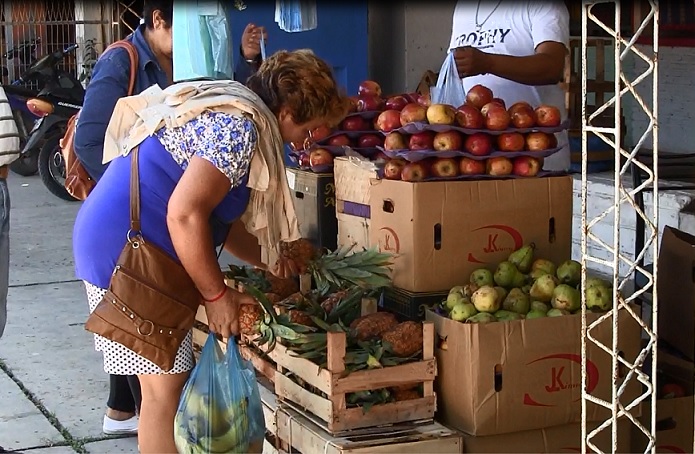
[21,44,84,201]
[1,37,41,83]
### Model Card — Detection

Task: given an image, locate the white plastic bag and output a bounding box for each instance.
[172,0,234,82]
[430,52,466,107]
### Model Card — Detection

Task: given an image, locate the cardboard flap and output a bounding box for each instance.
[657,226,695,361]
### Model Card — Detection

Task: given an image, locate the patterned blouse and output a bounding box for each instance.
[154,110,258,188]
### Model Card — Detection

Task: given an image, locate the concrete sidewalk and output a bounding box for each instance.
[0,175,245,453]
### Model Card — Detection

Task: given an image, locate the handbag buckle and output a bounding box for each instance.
[137,319,155,336]
[126,229,142,249]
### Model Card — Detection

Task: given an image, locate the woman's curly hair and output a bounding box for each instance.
[247,49,350,128]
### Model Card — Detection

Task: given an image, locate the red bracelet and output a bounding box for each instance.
[204,286,228,303]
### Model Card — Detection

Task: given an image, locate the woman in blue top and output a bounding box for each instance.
[73,0,267,435]
[73,49,349,452]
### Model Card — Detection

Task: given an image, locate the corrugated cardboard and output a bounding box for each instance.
[336,212,370,250]
[632,349,694,453]
[334,156,378,208]
[368,176,574,292]
[463,420,632,453]
[657,226,695,361]
[426,308,642,436]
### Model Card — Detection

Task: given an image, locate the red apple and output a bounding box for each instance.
[400,103,428,125]
[455,104,485,129]
[376,110,402,133]
[535,105,562,127]
[385,95,409,111]
[298,152,311,167]
[403,92,420,104]
[401,161,430,182]
[509,106,537,129]
[309,148,334,167]
[426,103,456,125]
[509,101,534,114]
[492,98,506,109]
[384,158,407,180]
[466,84,494,109]
[384,131,408,151]
[358,80,382,98]
[328,134,353,147]
[311,125,333,143]
[347,96,359,113]
[525,132,553,151]
[497,132,525,152]
[357,95,385,112]
[358,133,384,148]
[433,130,464,151]
[431,157,460,178]
[341,116,371,131]
[485,106,511,131]
[512,156,541,177]
[409,131,436,150]
[486,156,513,176]
[464,133,493,156]
[481,101,505,117]
[459,157,486,175]
[417,92,431,107]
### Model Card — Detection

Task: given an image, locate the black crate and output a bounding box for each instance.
[287,168,338,251]
[381,286,449,321]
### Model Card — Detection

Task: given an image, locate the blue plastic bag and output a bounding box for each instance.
[172,0,234,82]
[174,333,265,454]
[430,52,466,107]
[275,0,317,33]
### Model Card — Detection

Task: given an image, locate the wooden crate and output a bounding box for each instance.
[259,378,463,454]
[193,279,437,434]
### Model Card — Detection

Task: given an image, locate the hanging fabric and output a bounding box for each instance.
[275,0,317,33]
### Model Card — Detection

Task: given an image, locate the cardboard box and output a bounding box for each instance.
[286,169,337,251]
[632,349,694,453]
[336,212,370,250]
[369,176,573,292]
[334,157,378,251]
[464,420,632,453]
[657,226,695,361]
[426,308,642,436]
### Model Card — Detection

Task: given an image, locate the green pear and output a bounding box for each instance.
[529,269,550,281]
[494,286,508,306]
[529,273,557,303]
[551,284,581,312]
[446,292,469,311]
[531,258,557,277]
[471,285,500,313]
[556,260,581,286]
[508,243,535,273]
[502,288,530,314]
[521,283,532,294]
[547,308,570,317]
[585,277,612,289]
[466,312,497,324]
[494,309,525,321]
[494,261,524,288]
[470,268,494,287]
[451,302,478,321]
[449,285,466,296]
[530,301,550,313]
[585,285,612,312]
[526,309,548,319]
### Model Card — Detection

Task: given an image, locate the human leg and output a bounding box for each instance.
[103,374,139,434]
[137,372,189,453]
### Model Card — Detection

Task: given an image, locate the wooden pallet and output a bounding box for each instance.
[258,378,462,454]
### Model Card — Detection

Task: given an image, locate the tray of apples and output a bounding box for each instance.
[343,80,430,121]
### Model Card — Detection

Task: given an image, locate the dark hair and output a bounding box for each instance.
[247,49,350,128]
[143,0,173,29]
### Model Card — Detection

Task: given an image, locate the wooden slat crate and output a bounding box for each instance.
[193,278,438,434]
[258,378,463,454]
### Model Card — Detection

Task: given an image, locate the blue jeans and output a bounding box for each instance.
[0,178,9,338]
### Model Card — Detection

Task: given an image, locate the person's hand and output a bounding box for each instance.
[453,46,492,78]
[241,23,268,61]
[269,256,301,279]
[204,287,255,338]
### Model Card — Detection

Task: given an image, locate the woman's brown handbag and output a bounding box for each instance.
[84,146,202,371]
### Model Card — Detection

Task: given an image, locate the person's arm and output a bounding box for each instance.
[73,50,130,181]
[484,42,567,85]
[234,48,260,84]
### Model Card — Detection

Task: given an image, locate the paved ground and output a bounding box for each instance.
[0,174,241,453]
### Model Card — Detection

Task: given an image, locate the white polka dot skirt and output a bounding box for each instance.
[84,281,195,375]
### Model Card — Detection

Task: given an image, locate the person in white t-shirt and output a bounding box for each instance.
[449,0,570,171]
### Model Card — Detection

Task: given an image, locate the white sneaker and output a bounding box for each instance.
[103,414,138,435]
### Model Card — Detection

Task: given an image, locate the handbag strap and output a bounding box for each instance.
[130,146,141,235]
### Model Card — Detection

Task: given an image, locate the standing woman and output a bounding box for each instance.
[73,49,349,452]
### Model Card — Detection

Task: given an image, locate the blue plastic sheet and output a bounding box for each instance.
[172,0,234,82]
[174,333,265,453]
[275,0,317,33]
[430,52,466,107]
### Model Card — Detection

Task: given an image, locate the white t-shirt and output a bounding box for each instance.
[448,0,570,171]
[0,87,20,168]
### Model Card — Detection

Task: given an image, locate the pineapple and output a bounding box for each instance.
[320,289,348,314]
[280,238,317,272]
[265,272,299,299]
[381,321,423,358]
[264,293,282,304]
[239,303,264,336]
[349,312,399,341]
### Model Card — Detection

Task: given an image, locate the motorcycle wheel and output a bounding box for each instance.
[10,149,39,176]
[38,131,78,202]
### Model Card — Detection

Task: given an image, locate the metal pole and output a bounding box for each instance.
[580,1,659,453]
